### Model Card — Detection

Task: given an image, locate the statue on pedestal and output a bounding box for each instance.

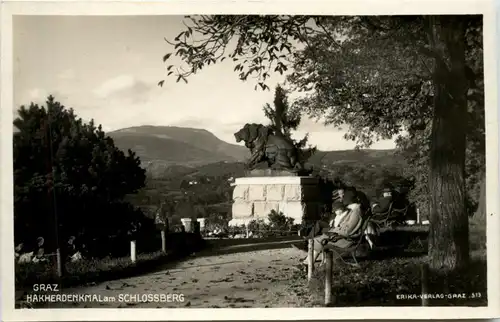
[234,123,313,175]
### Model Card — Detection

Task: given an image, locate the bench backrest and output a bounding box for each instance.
[369,202,393,222]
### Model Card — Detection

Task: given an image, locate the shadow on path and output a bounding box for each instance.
[148,261,244,275]
[193,237,301,258]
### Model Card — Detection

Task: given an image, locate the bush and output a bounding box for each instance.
[245,212,299,238]
[247,219,269,237]
[227,224,246,237]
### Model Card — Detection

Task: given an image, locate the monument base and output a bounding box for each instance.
[244,168,312,177]
[229,176,321,227]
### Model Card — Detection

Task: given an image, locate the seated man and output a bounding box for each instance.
[295,201,364,270]
[32,237,47,263]
[371,187,394,215]
[371,186,409,224]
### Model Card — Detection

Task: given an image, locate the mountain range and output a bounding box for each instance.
[109,125,405,176]
[110,125,248,164]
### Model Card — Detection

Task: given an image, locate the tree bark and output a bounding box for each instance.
[427,16,470,270]
[474,172,486,223]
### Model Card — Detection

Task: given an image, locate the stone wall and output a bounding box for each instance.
[229,176,322,226]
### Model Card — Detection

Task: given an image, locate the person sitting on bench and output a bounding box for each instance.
[295,201,363,270]
[372,186,408,219]
[299,189,360,239]
[371,186,394,213]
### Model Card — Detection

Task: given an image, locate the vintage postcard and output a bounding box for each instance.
[1,0,499,320]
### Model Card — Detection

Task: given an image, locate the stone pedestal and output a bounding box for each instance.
[229,176,321,227]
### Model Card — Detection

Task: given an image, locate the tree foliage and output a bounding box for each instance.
[14,96,147,251]
[285,16,484,220]
[263,84,316,154]
[159,15,318,89]
[159,15,481,152]
[263,84,301,136]
[160,15,484,270]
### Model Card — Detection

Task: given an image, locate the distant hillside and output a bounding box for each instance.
[309,149,405,168]
[108,125,405,177]
[109,125,249,168]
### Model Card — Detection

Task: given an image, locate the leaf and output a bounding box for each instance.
[163,53,172,62]
[157,80,165,87]
[167,65,174,71]
[167,71,174,76]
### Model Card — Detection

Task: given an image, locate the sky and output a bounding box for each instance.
[13,15,397,151]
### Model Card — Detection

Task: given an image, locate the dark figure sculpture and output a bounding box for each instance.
[234,123,312,172]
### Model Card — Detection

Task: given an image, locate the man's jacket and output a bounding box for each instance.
[372,196,393,214]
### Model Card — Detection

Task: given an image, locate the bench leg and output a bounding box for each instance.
[307,239,315,281]
[350,252,360,267]
[324,250,334,306]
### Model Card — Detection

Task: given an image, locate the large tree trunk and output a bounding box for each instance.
[427,16,469,271]
[474,172,486,223]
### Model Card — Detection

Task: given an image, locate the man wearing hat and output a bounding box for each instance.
[372,184,409,216]
[371,186,394,214]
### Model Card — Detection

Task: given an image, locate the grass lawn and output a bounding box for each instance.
[16,251,170,293]
[305,219,487,307]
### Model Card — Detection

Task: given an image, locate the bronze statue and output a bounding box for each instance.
[234,123,313,173]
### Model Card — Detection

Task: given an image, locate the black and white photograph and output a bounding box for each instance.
[1,0,499,320]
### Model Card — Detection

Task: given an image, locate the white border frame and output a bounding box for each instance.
[1,0,499,321]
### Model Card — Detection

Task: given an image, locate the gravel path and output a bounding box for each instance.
[49,243,313,308]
